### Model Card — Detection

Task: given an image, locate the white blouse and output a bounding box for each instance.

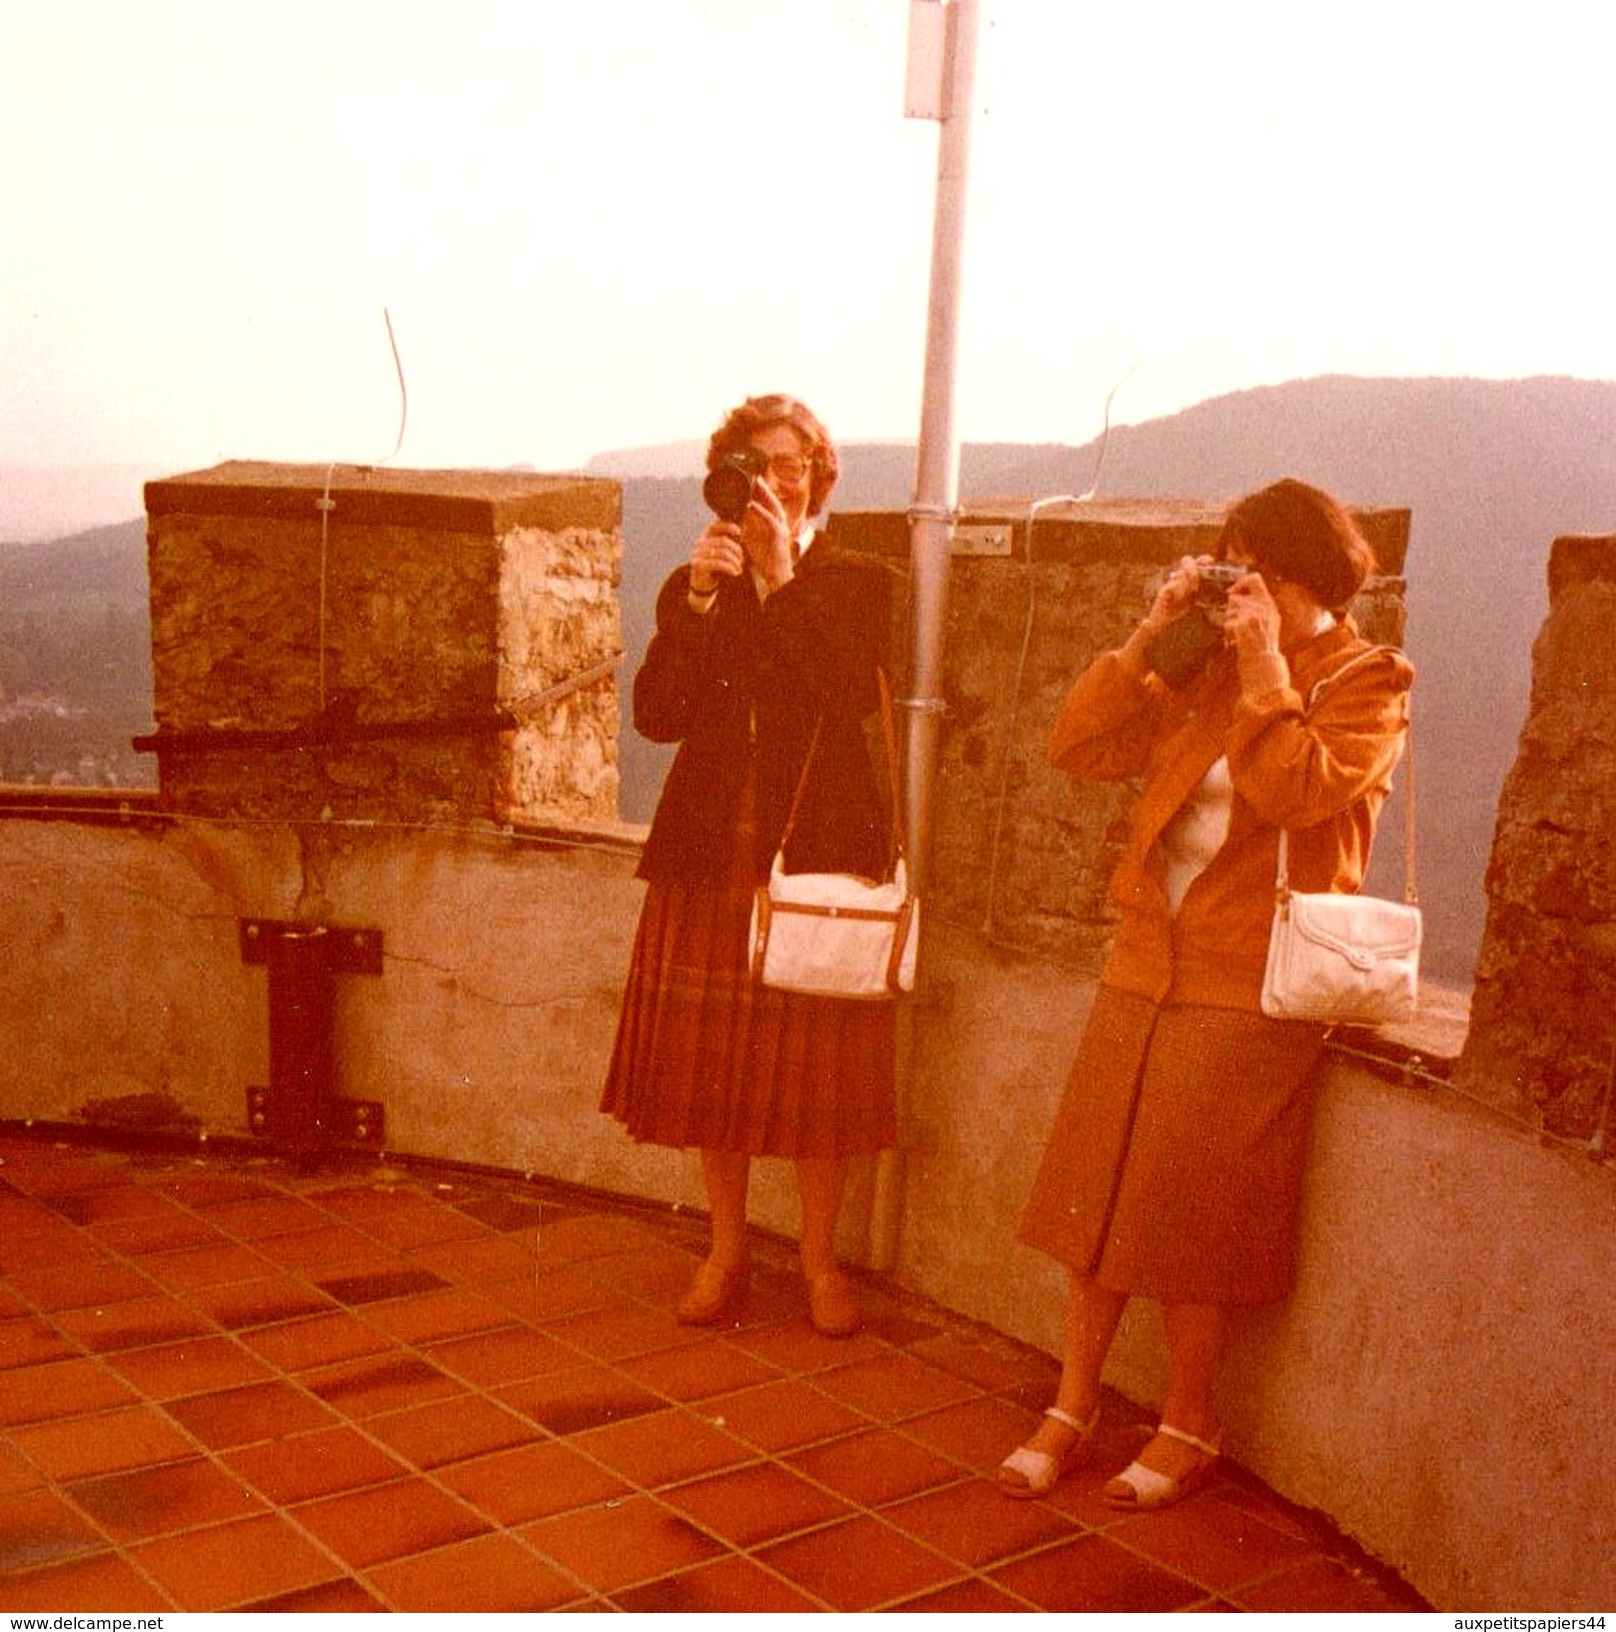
[1158,755,1234,916]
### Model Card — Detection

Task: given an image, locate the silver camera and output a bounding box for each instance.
[1194,561,1248,604]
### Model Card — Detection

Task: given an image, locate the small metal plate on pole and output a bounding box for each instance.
[952,522,1013,556]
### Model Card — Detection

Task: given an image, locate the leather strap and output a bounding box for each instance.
[777,669,905,880]
[1277,645,1417,906]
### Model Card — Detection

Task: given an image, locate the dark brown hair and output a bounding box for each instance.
[706,394,840,516]
[1218,478,1377,612]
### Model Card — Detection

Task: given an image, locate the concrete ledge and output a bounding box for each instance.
[2,809,1611,1607]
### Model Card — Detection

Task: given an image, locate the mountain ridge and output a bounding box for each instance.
[8,375,1616,981]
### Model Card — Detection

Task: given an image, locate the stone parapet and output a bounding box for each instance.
[1455,533,1616,1139]
[141,463,621,826]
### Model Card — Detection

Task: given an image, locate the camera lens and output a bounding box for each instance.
[702,464,755,523]
[702,450,768,523]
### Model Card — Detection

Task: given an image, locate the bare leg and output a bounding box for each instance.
[1057,1272,1128,1418]
[701,1149,752,1268]
[1017,1272,1127,1462]
[677,1149,753,1324]
[1158,1300,1224,1441]
[795,1156,860,1336]
[1103,1300,1225,1500]
[793,1155,848,1279]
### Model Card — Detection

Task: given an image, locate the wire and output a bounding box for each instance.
[980,494,1079,933]
[4,782,1607,1170]
[382,307,408,463]
[979,367,1139,932]
[318,309,410,712]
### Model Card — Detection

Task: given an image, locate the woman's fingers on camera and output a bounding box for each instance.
[692,528,744,581]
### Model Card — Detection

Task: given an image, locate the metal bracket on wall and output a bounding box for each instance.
[238,920,384,974]
[245,1082,383,1146]
[238,919,386,1157]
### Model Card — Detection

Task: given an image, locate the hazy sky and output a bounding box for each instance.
[4,0,1613,491]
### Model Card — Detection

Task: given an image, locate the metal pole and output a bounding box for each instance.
[868,0,981,1276]
[905,0,980,896]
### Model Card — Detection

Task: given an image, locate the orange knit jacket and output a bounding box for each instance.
[1048,619,1415,1011]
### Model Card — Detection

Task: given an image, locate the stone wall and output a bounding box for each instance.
[142,463,621,827]
[825,499,1411,969]
[1455,535,1616,1141]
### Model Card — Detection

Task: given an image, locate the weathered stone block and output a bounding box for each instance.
[1456,535,1616,1138]
[141,463,621,826]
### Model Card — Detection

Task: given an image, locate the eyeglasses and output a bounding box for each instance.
[753,452,811,484]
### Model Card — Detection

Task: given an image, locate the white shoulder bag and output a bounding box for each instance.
[748,671,919,1000]
[1260,649,1422,1026]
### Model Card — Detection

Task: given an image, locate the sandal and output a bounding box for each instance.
[1103,1423,1221,1511]
[997,1404,1101,1499]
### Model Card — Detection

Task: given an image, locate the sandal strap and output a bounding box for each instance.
[1109,1458,1175,1505]
[1157,1423,1221,1459]
[1000,1444,1058,1485]
[1045,1404,1100,1435]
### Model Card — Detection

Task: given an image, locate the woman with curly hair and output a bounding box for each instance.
[602,394,896,1338]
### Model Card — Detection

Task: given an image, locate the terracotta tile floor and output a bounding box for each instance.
[0,1131,1429,1613]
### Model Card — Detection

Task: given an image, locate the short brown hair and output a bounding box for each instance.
[1218,478,1377,613]
[707,393,840,516]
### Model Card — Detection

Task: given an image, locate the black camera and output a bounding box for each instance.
[1145,562,1248,687]
[702,449,767,524]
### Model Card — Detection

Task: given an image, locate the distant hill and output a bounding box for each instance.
[0,518,154,788]
[8,376,1615,980]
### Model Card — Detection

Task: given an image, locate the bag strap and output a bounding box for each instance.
[1276,645,1418,907]
[777,669,906,880]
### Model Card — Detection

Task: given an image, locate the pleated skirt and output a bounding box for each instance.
[1018,986,1328,1305]
[600,779,897,1160]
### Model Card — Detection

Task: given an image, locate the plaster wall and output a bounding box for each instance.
[2,809,1611,1607]
[0,811,813,1237]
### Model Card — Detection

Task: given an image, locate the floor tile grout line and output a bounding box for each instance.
[466,1282,1302,1614]
[1075,1490,1329,1610]
[15,1328,413,1613]
[345,1287,1045,1609]
[9,1315,1031,1616]
[588,1396,1095,1611]
[0,1180,628,1608]
[4,1137,1428,1613]
[8,1237,1049,1607]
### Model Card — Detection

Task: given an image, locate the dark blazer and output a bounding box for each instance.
[634,541,895,886]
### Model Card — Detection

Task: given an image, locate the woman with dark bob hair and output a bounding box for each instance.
[602,394,895,1337]
[998,478,1413,1509]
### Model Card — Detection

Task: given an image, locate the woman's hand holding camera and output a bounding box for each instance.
[1139,556,1210,638]
[1219,572,1282,660]
[1124,556,1228,672]
[741,477,795,594]
[688,523,746,598]
[687,481,795,609]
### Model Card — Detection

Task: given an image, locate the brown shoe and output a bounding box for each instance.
[806,1269,861,1338]
[676,1257,749,1326]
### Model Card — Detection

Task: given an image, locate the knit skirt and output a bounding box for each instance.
[600,781,897,1159]
[1018,986,1328,1305]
